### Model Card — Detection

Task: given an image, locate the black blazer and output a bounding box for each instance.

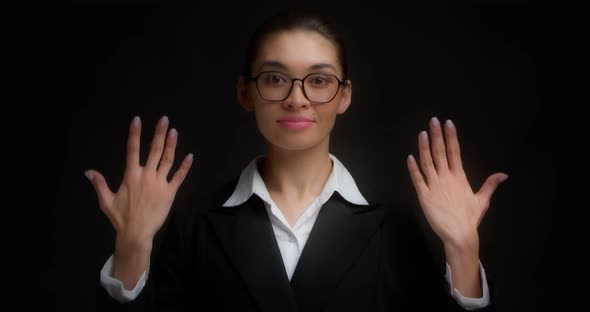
[97,176,495,312]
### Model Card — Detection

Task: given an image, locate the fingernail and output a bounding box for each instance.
[132,116,140,127]
[420,131,427,140]
[160,115,169,125]
[187,153,194,161]
[407,155,415,163]
[169,128,177,138]
[431,117,439,127]
[499,174,509,182]
[446,119,454,129]
[84,170,93,181]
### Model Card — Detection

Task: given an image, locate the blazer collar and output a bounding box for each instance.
[206,184,385,312]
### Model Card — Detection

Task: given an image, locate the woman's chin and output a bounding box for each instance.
[266,135,327,152]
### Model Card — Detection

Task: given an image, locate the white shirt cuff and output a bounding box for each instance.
[99,254,149,303]
[445,260,490,310]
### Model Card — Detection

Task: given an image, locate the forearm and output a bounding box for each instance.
[444,237,482,298]
[114,236,153,290]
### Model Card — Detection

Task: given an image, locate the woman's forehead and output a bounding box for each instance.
[253,30,341,75]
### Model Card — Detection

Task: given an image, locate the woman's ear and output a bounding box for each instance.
[336,80,352,114]
[237,76,254,112]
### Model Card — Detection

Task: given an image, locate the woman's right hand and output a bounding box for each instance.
[85,115,194,252]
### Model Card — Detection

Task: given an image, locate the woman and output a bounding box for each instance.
[86,9,507,312]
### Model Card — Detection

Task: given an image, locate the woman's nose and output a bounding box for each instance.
[282,81,310,109]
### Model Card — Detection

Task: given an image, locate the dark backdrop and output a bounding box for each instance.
[4,1,587,310]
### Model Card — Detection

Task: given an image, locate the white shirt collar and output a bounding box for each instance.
[221,153,369,207]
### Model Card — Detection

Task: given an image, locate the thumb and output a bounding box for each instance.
[476,172,509,207]
[84,169,115,215]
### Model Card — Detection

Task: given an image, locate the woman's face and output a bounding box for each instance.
[238,30,352,151]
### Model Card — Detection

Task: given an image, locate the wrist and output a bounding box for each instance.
[443,231,480,262]
[115,234,153,256]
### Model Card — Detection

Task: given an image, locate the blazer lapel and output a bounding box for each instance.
[289,192,386,312]
[205,194,298,312]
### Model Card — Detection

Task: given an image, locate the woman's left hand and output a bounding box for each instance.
[406,117,508,249]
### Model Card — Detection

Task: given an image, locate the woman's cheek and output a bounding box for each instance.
[254,110,279,141]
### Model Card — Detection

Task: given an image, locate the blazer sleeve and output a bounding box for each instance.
[377,203,496,312]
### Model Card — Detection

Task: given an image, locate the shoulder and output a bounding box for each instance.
[380,199,422,232]
[154,176,241,248]
[207,175,241,209]
[378,198,435,254]
[175,175,240,216]
[161,175,240,232]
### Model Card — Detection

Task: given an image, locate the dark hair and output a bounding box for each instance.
[241,9,348,80]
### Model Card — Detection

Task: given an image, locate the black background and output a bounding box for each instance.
[4,0,587,310]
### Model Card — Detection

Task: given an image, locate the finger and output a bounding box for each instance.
[84,169,115,218]
[126,116,141,170]
[146,116,169,171]
[476,172,509,210]
[157,128,178,179]
[169,153,194,191]
[429,117,449,173]
[443,119,464,173]
[418,130,437,182]
[407,154,429,195]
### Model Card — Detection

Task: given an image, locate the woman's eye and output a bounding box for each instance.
[310,75,330,86]
[265,74,286,85]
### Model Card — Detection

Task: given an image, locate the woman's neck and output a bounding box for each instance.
[260,140,333,201]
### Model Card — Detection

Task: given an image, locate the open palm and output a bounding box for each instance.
[406,117,508,246]
[86,116,194,245]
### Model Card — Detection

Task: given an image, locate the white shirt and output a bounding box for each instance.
[101,153,490,310]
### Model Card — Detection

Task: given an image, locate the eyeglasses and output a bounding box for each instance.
[248,71,346,104]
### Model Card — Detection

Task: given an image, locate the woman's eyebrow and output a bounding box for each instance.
[258,61,337,73]
[259,61,287,70]
[309,63,337,72]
